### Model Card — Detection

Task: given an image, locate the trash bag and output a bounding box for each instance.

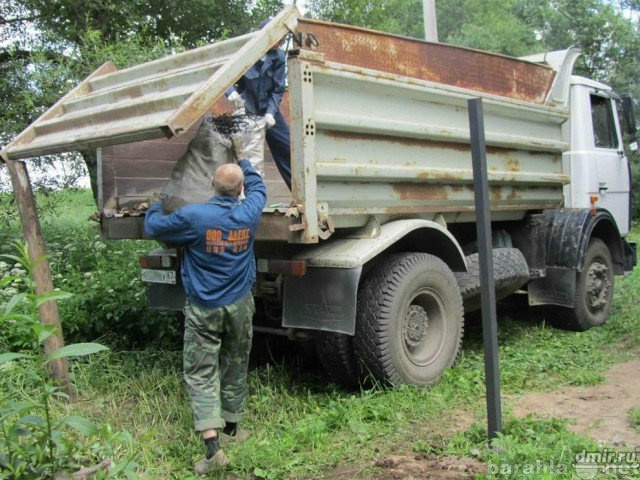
[209,114,267,175]
[160,114,266,213]
[161,115,233,213]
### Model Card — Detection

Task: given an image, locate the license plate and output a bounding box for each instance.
[141,269,177,285]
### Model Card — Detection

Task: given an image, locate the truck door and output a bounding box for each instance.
[590,93,631,235]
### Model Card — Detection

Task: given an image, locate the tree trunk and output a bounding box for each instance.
[81,150,99,206]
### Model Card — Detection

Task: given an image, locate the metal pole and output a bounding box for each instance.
[423,0,438,42]
[468,98,502,441]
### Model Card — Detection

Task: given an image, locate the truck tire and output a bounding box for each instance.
[314,331,360,388]
[454,248,530,313]
[354,253,464,387]
[550,238,614,331]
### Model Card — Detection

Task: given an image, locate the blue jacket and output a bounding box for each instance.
[226,48,286,116]
[144,160,267,308]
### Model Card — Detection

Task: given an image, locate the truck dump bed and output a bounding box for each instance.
[1,6,571,244]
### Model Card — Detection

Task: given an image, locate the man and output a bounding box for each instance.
[226,18,292,189]
[144,159,266,474]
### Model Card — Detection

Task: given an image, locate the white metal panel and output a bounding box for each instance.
[294,219,466,268]
[287,53,568,234]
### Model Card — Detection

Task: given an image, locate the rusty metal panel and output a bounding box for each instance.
[1,6,301,161]
[296,19,556,105]
[286,53,568,239]
[99,118,290,214]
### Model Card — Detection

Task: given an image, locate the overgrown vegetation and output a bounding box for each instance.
[447,416,600,478]
[1,190,639,478]
[0,190,179,350]
[0,242,134,479]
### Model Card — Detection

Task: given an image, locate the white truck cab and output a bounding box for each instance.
[566,76,632,234]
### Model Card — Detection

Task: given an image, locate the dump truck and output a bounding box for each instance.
[2,6,637,388]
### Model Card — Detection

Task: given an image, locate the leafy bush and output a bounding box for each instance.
[1,189,180,349]
[0,242,137,478]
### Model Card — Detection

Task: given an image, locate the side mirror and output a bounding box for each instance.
[621,94,638,153]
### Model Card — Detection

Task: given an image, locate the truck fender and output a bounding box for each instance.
[282,219,467,335]
[544,208,624,273]
[528,208,626,308]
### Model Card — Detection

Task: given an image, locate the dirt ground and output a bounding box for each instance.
[509,359,640,447]
[326,454,485,480]
[328,359,640,480]
[368,455,486,480]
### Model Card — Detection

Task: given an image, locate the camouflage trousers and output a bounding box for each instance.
[183,292,255,432]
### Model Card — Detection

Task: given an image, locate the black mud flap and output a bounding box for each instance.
[527,266,576,308]
[623,240,637,273]
[282,266,362,335]
[527,208,627,308]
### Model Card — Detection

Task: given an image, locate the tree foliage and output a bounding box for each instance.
[307,0,640,96]
[306,0,425,38]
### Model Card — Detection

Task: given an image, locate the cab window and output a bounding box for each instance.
[591,94,618,149]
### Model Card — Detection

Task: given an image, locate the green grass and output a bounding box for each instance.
[2,190,640,478]
[446,416,623,480]
[59,253,640,478]
[630,407,640,433]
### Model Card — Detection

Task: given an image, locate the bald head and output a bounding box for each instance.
[212,163,244,197]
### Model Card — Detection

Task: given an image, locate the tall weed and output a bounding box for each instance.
[0,241,136,478]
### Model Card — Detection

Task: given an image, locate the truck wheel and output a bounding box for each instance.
[551,238,614,331]
[354,253,464,387]
[454,248,530,313]
[315,331,360,388]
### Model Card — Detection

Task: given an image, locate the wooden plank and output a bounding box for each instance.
[4,158,74,398]
[116,178,170,197]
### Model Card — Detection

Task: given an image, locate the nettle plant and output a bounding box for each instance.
[0,242,137,479]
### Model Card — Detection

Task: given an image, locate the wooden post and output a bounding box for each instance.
[3,156,74,399]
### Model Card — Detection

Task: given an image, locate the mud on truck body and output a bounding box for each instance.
[3,6,637,388]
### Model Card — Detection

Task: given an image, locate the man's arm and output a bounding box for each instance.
[239,159,267,221]
[144,203,196,244]
[266,52,286,116]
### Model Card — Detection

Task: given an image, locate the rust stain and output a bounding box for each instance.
[393,183,448,201]
[505,158,520,173]
[297,19,555,104]
[385,205,474,215]
[323,130,471,152]
[490,186,503,201]
[506,189,520,201]
[359,201,562,217]
[433,170,465,181]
